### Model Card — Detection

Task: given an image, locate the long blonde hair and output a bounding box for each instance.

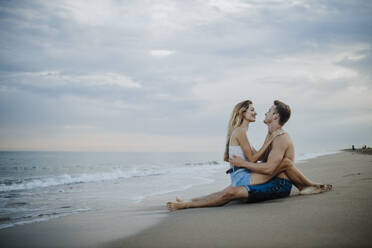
[223,100,252,162]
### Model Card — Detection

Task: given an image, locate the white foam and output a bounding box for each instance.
[0,169,161,192]
[0,162,225,192]
[0,208,90,230]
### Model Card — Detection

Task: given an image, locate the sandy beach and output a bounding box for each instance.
[1,151,371,248]
[108,151,372,248]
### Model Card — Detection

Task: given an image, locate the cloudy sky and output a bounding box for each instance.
[0,0,371,154]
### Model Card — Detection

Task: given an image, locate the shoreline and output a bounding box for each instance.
[1,151,371,247]
[0,162,230,248]
[343,147,372,155]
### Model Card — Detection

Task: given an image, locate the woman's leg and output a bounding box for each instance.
[177,189,229,203]
[166,185,249,211]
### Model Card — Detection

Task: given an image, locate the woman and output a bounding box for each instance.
[167,100,330,211]
[225,100,278,164]
[224,100,285,187]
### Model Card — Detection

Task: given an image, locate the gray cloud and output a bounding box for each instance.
[0,0,371,152]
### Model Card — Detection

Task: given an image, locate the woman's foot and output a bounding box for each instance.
[176,197,183,202]
[299,184,332,195]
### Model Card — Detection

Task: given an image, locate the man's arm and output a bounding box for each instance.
[229,135,288,175]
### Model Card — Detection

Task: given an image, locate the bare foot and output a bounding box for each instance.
[176,197,183,202]
[299,184,332,195]
[166,202,185,211]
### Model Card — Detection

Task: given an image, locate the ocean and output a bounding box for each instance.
[0,150,339,229]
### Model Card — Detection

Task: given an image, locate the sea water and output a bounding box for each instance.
[0,150,340,229]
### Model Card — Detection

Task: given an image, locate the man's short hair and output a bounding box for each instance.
[273,100,291,126]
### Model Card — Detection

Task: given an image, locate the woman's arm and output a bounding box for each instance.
[256,132,271,161]
[235,129,278,163]
[251,146,257,154]
[229,136,288,175]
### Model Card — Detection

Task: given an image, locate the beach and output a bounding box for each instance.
[1,151,371,247]
[110,151,372,248]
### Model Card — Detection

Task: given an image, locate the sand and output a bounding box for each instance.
[108,152,372,248]
[1,151,371,248]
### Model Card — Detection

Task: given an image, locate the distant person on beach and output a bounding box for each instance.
[167,100,332,211]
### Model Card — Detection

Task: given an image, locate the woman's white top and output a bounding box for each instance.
[229,129,285,162]
[229,129,248,161]
[229,145,247,161]
[228,129,252,173]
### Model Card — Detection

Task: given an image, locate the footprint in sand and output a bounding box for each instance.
[343,173,361,177]
[361,178,372,181]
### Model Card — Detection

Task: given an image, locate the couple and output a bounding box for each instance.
[167,100,332,211]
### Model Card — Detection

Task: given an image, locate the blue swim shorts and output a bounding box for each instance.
[247,177,292,202]
[230,169,292,202]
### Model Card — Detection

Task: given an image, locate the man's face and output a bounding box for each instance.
[264,105,276,124]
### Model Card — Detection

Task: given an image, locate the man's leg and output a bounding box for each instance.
[250,158,331,194]
[166,186,248,211]
[282,164,313,188]
[250,158,294,185]
[278,160,332,194]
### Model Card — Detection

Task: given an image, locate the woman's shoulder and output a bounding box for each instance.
[232,127,246,137]
[230,128,247,146]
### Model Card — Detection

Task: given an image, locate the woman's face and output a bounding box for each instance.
[244,104,257,122]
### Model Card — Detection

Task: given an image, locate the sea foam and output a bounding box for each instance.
[0,161,224,192]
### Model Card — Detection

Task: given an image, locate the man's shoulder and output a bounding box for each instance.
[272,132,291,147]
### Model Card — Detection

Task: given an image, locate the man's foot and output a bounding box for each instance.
[166,201,186,211]
[299,184,332,195]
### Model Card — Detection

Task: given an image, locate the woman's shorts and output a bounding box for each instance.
[230,168,252,191]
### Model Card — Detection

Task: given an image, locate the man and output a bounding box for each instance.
[166,100,331,211]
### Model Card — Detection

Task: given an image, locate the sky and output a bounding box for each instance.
[0,0,371,154]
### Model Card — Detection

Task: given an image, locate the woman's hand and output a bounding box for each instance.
[229,155,245,167]
[268,129,285,141]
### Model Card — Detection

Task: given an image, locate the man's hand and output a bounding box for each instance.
[229,155,245,167]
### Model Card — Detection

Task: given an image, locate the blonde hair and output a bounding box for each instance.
[223,100,252,162]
